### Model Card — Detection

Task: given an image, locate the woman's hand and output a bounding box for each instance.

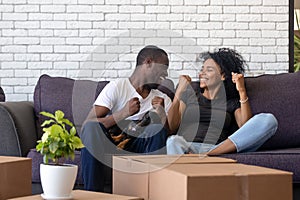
[231,72,246,92]
[177,75,192,95]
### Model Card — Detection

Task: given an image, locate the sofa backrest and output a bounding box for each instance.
[35,72,300,150]
[34,74,174,138]
[34,74,108,138]
[244,72,300,150]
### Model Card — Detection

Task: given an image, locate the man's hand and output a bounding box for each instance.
[152,96,165,110]
[151,96,167,124]
[123,97,140,117]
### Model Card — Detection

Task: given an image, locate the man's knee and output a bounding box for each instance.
[82,121,104,133]
[80,121,106,140]
[144,124,166,136]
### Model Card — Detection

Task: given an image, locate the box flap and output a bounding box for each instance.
[164,163,293,177]
[114,154,235,165]
[0,156,31,164]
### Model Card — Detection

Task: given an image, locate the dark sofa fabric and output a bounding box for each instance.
[0,102,36,157]
[0,87,5,102]
[34,74,109,138]
[245,72,300,150]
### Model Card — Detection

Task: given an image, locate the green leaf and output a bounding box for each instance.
[49,124,63,136]
[40,111,55,119]
[73,137,85,148]
[55,110,65,120]
[61,118,74,127]
[43,155,49,164]
[36,141,43,151]
[49,142,59,153]
[70,127,76,136]
[294,33,300,72]
[41,119,55,127]
[69,152,75,160]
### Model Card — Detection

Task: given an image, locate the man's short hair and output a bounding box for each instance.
[136,45,168,67]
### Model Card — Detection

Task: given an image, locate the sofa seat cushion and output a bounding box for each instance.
[27,149,83,185]
[220,148,300,182]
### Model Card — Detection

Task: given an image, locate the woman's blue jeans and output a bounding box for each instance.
[167,113,278,154]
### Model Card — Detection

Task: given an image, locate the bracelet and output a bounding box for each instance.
[239,97,249,104]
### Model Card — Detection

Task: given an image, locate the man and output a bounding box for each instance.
[80,45,172,192]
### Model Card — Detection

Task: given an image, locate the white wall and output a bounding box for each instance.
[0,0,289,101]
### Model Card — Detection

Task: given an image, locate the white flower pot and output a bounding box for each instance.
[40,163,78,199]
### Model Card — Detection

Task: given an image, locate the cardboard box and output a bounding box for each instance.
[0,156,32,200]
[8,190,143,200]
[113,155,236,200]
[113,155,292,200]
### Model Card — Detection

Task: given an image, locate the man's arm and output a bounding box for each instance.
[86,97,140,129]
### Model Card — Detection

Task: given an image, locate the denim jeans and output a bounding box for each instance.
[167,113,278,154]
[80,121,167,192]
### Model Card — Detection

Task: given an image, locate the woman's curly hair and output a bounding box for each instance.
[198,48,248,100]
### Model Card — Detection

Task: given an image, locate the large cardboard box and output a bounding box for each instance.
[8,190,143,200]
[113,155,236,200]
[113,155,292,200]
[0,156,32,200]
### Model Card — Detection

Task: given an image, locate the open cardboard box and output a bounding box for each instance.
[113,155,292,200]
[0,156,32,200]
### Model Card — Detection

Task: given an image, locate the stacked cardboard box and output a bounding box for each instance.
[113,155,293,200]
[0,156,31,200]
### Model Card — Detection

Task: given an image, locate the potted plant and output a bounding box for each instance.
[36,110,84,199]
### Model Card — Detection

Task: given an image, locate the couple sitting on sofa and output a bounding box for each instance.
[80,45,278,192]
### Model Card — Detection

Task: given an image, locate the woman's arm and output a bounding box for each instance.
[167,75,190,134]
[232,72,252,127]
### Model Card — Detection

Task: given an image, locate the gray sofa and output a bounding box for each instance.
[0,87,5,102]
[0,74,174,194]
[0,72,300,197]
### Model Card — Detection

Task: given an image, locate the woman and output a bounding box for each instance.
[167,48,278,155]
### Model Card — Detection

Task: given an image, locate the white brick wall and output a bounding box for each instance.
[0,0,290,101]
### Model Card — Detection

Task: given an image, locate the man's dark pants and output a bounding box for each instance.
[80,121,167,192]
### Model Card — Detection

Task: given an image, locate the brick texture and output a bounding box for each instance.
[0,1,289,101]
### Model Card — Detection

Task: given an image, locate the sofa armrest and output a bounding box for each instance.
[0,101,38,157]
